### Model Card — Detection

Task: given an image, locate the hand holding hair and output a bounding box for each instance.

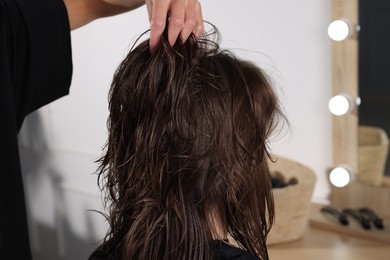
[64,0,204,50]
[146,0,204,50]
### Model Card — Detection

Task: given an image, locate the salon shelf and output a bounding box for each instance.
[309,207,390,244]
[267,203,390,260]
[330,176,390,219]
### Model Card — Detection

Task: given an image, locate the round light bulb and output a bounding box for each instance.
[328,95,351,116]
[328,19,352,41]
[329,167,352,188]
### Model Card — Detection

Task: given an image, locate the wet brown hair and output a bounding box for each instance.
[96,24,285,260]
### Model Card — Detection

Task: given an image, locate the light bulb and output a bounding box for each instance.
[328,19,353,41]
[328,94,352,116]
[329,166,354,188]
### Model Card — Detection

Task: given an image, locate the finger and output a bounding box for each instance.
[149,0,170,51]
[194,1,204,38]
[167,0,185,46]
[180,1,197,43]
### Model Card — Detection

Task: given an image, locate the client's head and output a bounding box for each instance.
[97,24,285,260]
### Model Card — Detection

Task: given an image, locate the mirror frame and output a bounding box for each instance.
[331,0,358,171]
[330,0,359,205]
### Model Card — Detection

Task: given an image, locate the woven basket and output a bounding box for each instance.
[266,156,316,245]
[358,125,389,186]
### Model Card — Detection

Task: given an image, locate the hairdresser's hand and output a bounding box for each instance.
[146,0,204,51]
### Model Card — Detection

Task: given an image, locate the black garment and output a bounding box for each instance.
[213,240,258,260]
[0,0,72,259]
[88,240,258,260]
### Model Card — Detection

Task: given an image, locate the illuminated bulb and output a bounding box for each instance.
[329,166,352,187]
[328,94,352,116]
[328,19,353,41]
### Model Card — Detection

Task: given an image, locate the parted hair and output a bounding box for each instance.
[95,24,285,260]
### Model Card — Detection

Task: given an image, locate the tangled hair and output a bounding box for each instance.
[95,24,285,260]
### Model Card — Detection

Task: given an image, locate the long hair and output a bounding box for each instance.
[96,24,285,260]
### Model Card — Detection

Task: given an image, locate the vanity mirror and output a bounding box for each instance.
[329,0,390,220]
[358,0,390,177]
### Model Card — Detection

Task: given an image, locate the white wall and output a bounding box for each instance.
[18,1,333,259]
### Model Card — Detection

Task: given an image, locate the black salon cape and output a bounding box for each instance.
[213,241,258,260]
[0,0,72,259]
[89,240,258,260]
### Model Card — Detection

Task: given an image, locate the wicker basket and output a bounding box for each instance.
[358,125,389,186]
[266,156,316,245]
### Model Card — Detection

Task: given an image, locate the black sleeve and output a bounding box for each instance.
[0,1,72,259]
[11,0,73,130]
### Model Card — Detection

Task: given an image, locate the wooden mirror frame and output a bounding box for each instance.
[331,0,358,172]
[330,0,359,207]
[330,0,390,219]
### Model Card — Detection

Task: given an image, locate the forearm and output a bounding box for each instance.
[64,0,145,30]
